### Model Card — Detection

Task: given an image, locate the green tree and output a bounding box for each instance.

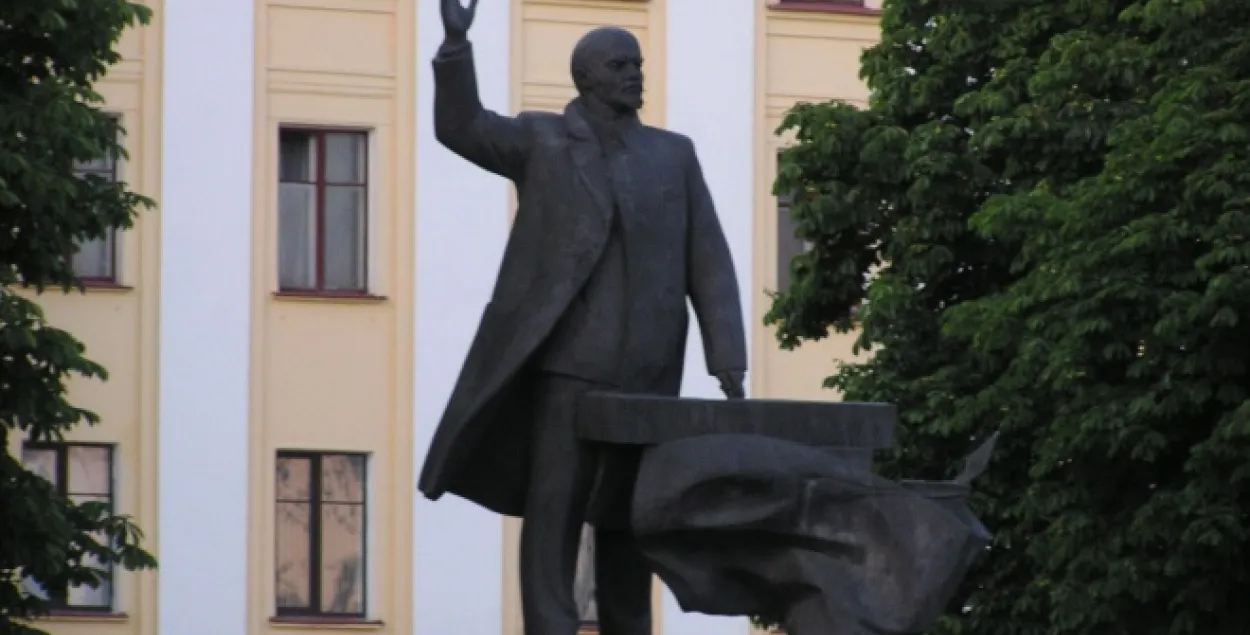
[767,1,1250,634]
[0,2,157,633]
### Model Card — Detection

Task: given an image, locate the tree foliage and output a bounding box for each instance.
[0,2,156,632]
[767,1,1250,633]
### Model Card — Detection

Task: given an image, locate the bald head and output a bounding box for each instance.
[569,26,644,112]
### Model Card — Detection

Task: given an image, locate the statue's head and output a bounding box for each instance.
[570,26,644,113]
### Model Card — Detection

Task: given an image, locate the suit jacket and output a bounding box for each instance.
[417,41,747,517]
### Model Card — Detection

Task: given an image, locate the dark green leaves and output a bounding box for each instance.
[768,0,1250,633]
[0,2,156,632]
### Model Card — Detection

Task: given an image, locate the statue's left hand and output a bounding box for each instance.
[716,371,745,400]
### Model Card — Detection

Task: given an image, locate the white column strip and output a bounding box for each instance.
[668,0,758,633]
[158,1,255,634]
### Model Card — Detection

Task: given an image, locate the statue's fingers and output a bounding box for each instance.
[468,0,480,15]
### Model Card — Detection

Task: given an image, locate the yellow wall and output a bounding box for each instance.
[16,7,164,635]
[751,5,880,402]
[248,2,416,635]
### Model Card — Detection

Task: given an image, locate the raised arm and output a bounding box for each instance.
[433,0,528,181]
[682,137,748,386]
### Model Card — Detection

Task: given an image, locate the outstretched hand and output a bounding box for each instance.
[441,0,479,43]
[716,371,745,400]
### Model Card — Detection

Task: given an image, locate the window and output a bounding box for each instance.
[278,129,369,294]
[776,191,810,293]
[73,151,119,282]
[275,452,368,618]
[774,0,870,8]
[21,443,116,611]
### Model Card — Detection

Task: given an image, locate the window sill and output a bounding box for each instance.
[769,1,881,15]
[41,610,129,623]
[272,290,388,304]
[81,280,133,292]
[270,616,385,630]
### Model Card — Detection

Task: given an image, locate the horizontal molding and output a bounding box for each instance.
[268,69,396,99]
[767,11,880,40]
[268,0,395,14]
[523,2,650,28]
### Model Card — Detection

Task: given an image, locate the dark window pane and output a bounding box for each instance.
[319,503,364,614]
[324,133,366,184]
[276,501,312,609]
[322,186,366,291]
[777,196,807,292]
[74,153,115,173]
[65,527,111,607]
[22,448,57,484]
[21,578,50,601]
[71,147,118,281]
[73,234,114,280]
[280,131,316,182]
[68,446,111,496]
[278,183,317,290]
[276,456,312,501]
[320,455,365,503]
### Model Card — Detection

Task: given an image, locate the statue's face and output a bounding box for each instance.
[577,30,644,112]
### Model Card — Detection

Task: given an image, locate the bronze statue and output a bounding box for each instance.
[417,1,747,635]
[419,4,995,635]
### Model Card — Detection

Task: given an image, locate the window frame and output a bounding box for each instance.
[769,0,880,15]
[71,117,122,286]
[276,127,372,297]
[21,441,117,613]
[775,181,810,293]
[274,450,369,620]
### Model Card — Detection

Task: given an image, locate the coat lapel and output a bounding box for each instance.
[563,101,614,226]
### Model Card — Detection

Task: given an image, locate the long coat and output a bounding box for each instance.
[417,41,747,518]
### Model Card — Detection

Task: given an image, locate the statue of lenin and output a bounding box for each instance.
[417,2,748,635]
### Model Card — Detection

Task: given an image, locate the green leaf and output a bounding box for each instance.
[767,0,1250,633]
[0,2,157,632]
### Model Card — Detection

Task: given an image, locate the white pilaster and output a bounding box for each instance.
[413,2,512,635]
[668,0,758,633]
[158,1,255,634]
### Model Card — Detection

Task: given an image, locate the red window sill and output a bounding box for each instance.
[270,616,384,630]
[770,1,882,15]
[273,290,387,303]
[42,610,129,622]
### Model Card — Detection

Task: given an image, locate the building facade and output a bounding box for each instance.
[14,1,880,635]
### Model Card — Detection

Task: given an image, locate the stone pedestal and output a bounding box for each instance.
[574,393,995,635]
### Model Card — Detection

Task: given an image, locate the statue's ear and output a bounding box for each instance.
[571,66,592,94]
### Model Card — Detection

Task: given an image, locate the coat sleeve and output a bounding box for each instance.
[433,40,529,182]
[682,136,748,375]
